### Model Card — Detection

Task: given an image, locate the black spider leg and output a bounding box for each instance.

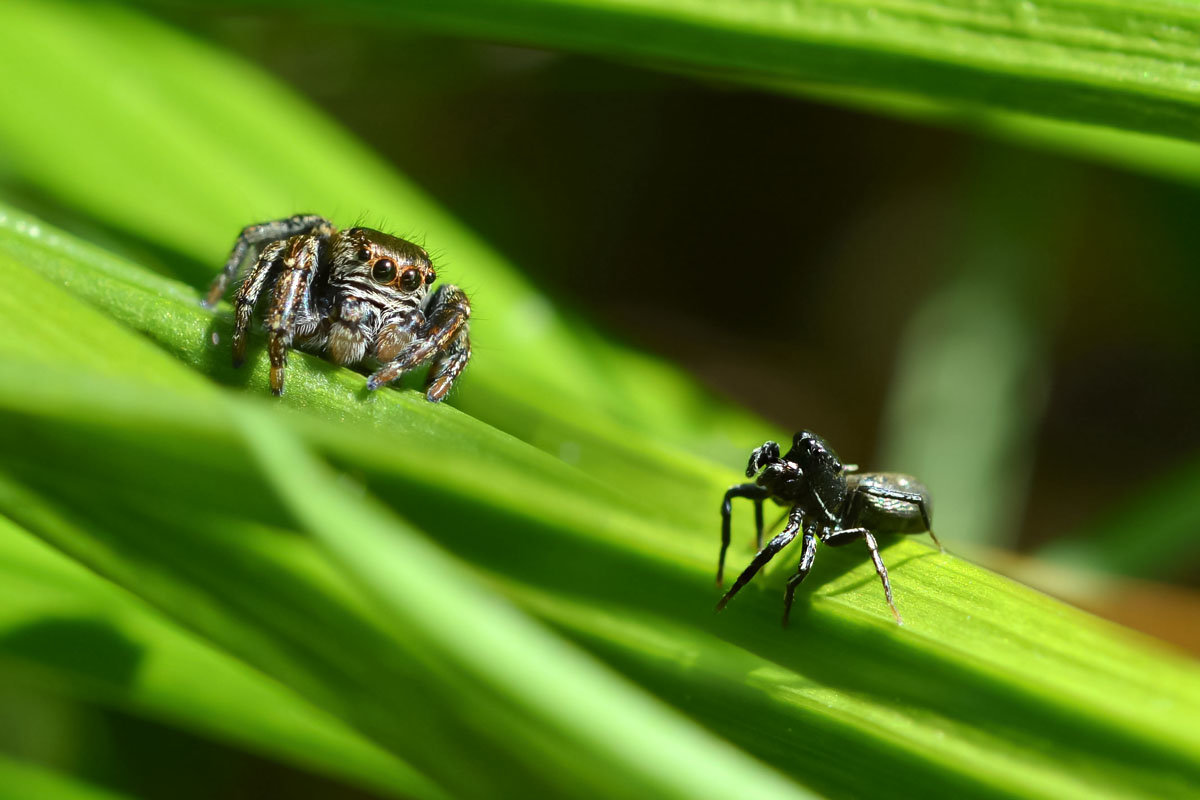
[204,214,329,308]
[716,506,804,612]
[822,492,903,624]
[822,525,900,624]
[264,234,327,396]
[230,240,287,368]
[782,517,821,627]
[717,483,769,584]
[856,485,943,552]
[367,284,471,391]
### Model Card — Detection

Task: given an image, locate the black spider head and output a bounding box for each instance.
[335,227,437,299]
[786,431,843,473]
[785,430,849,514]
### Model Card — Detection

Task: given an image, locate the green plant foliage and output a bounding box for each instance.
[149,0,1200,146]
[0,515,444,800]
[2,1,1199,798]
[0,755,137,800]
[2,208,1199,798]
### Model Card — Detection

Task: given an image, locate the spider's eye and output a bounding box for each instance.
[425,269,436,285]
[357,247,372,262]
[399,267,422,291]
[372,259,397,283]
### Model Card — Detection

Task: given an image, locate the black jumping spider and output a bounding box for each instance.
[204,215,470,400]
[717,431,943,625]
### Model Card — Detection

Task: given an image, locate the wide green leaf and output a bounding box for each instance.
[0,515,443,800]
[1,211,1198,798]
[159,0,1200,146]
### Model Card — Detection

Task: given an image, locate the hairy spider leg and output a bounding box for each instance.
[716,507,804,612]
[822,525,901,624]
[375,308,426,363]
[264,234,327,395]
[230,240,288,368]
[424,327,471,402]
[854,484,943,552]
[204,214,329,307]
[782,519,820,626]
[367,284,471,390]
[718,483,769,584]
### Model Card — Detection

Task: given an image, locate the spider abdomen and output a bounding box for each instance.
[846,473,931,534]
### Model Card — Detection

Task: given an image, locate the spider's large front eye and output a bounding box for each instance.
[372,259,397,283]
[399,268,422,291]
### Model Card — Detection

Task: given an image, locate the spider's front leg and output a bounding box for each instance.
[263,232,329,395]
[717,506,804,612]
[230,239,287,367]
[366,285,471,401]
[718,483,769,584]
[204,214,329,308]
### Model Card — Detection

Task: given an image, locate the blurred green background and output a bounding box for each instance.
[1,2,1199,799]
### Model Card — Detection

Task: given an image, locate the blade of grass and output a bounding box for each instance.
[0,257,810,799]
[0,515,445,800]
[4,359,1200,799]
[232,402,812,800]
[0,384,812,799]
[0,203,738,532]
[252,0,1200,145]
[0,258,1197,800]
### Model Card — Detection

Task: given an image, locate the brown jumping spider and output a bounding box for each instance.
[203,215,470,400]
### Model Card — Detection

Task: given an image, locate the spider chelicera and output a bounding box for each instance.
[204,215,471,400]
[716,431,943,625]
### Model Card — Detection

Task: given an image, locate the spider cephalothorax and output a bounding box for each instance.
[204,215,470,400]
[718,430,943,625]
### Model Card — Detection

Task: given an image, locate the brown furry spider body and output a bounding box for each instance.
[204,215,470,400]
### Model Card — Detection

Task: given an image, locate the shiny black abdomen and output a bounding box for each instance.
[846,472,931,534]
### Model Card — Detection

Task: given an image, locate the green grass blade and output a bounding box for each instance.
[0,256,808,798]
[0,516,445,800]
[172,0,1200,145]
[4,351,1200,798]
[0,204,737,531]
[233,403,812,800]
[0,228,1197,797]
[0,373,811,799]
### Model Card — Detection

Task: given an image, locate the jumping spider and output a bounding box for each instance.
[203,214,470,400]
[717,431,943,625]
